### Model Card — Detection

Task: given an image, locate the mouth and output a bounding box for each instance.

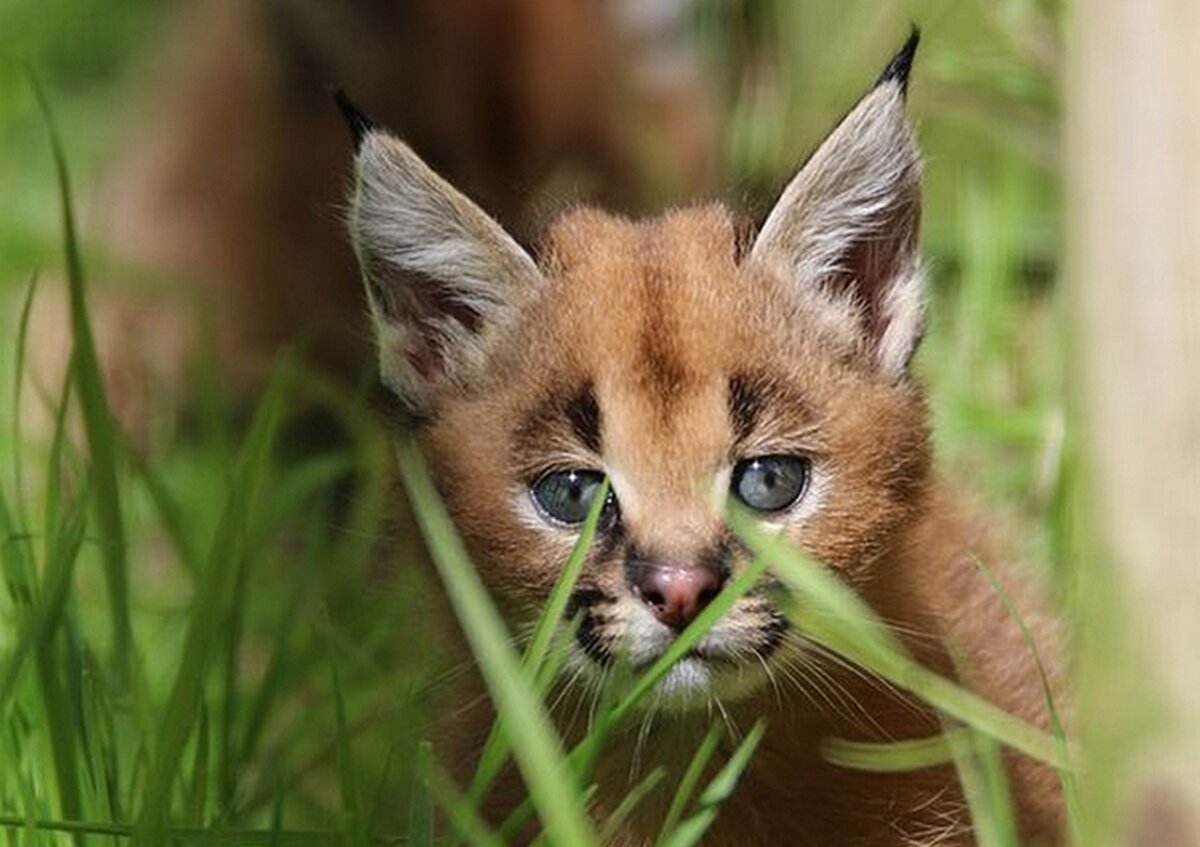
[572,606,790,707]
[647,651,775,708]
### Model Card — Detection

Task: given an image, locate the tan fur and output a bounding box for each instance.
[348,42,1065,847]
[415,210,1063,845]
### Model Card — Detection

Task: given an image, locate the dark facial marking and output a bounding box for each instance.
[597,518,627,558]
[514,381,602,461]
[731,212,758,265]
[565,587,610,623]
[513,394,560,458]
[728,373,764,442]
[725,370,817,448]
[757,612,789,658]
[635,241,690,414]
[567,588,616,665]
[564,383,602,453]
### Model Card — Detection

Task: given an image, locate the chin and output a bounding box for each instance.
[652,656,771,711]
[564,604,789,712]
[565,638,776,714]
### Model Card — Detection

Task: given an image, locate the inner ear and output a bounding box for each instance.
[363,257,486,382]
[824,192,920,344]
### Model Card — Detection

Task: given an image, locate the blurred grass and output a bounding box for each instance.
[0,0,1076,844]
[0,0,168,281]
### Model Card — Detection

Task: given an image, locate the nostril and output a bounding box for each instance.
[641,587,666,610]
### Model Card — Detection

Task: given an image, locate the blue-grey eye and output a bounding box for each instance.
[731,455,810,513]
[530,470,610,525]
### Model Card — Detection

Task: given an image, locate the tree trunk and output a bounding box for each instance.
[1068,2,1200,844]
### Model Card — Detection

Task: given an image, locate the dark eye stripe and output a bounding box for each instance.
[727,373,764,442]
[565,384,602,453]
[725,371,817,446]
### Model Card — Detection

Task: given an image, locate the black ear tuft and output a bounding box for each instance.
[332,88,375,151]
[875,27,921,97]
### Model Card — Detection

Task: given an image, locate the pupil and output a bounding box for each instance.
[762,468,777,489]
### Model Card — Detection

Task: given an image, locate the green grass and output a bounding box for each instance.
[0,0,1117,844]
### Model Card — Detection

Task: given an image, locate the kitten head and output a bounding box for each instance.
[344,33,930,706]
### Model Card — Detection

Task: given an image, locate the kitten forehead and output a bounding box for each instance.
[498,202,857,477]
[542,204,739,273]
[531,206,751,448]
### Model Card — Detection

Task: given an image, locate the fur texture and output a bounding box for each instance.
[347,36,1064,846]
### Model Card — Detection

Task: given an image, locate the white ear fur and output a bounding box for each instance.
[348,132,542,410]
[750,55,924,376]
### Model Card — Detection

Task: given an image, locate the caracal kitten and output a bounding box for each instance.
[341,33,1064,846]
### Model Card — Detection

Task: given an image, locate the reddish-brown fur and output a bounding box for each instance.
[415,208,1064,845]
[339,31,1065,847]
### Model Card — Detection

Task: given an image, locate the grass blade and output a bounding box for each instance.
[329,645,367,847]
[0,480,87,710]
[967,553,1082,838]
[608,557,769,725]
[186,702,211,826]
[396,440,598,847]
[10,270,39,512]
[461,479,609,822]
[946,723,1019,847]
[125,447,200,574]
[0,815,343,845]
[821,732,961,773]
[727,508,1070,770]
[0,485,35,612]
[496,558,771,841]
[31,73,132,667]
[599,767,665,843]
[427,761,506,847]
[656,722,722,843]
[522,478,610,678]
[236,574,306,768]
[34,631,84,836]
[406,741,434,847]
[657,720,766,847]
[135,363,292,844]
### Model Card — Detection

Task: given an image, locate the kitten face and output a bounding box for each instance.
[344,35,928,707]
[417,207,930,706]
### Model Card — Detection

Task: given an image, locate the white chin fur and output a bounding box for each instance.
[563,645,772,713]
[653,657,769,711]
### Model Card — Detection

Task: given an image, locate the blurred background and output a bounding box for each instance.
[0,0,1195,844]
[0,0,1065,529]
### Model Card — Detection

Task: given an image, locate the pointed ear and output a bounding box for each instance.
[750,31,924,376]
[343,103,542,412]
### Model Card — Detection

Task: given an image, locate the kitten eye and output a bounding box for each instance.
[731,455,810,513]
[530,469,611,526]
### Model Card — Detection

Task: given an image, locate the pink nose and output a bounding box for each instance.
[633,563,725,630]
